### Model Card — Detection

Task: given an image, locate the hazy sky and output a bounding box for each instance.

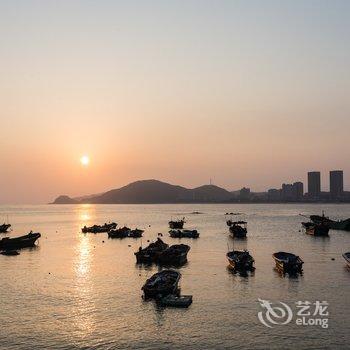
[1,0,350,204]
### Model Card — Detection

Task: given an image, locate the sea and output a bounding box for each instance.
[0,204,349,350]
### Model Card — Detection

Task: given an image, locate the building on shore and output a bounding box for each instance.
[308,171,321,199]
[330,170,343,200]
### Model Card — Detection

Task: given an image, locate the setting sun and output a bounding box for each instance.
[80,155,90,166]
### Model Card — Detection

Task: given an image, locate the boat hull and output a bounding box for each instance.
[142,270,181,299]
[273,252,303,274]
[0,233,41,250]
[342,253,350,268]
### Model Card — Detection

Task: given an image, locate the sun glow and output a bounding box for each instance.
[80,155,90,166]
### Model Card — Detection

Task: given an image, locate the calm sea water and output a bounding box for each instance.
[0,204,349,349]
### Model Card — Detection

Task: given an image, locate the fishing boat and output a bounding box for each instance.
[108,226,131,238]
[273,252,303,274]
[142,269,181,299]
[229,221,247,238]
[82,222,117,233]
[342,252,350,268]
[307,212,350,231]
[227,250,255,271]
[169,229,199,238]
[302,222,329,236]
[128,228,144,238]
[169,218,186,229]
[1,250,19,256]
[157,244,190,266]
[0,223,11,233]
[157,294,193,308]
[0,232,41,250]
[135,238,169,264]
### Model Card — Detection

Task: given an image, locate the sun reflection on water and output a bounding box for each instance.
[72,209,96,339]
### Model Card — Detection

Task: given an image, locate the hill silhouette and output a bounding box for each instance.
[52,179,234,204]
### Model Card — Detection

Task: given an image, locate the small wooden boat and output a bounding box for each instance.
[342,252,350,268]
[129,228,144,238]
[169,229,199,238]
[169,218,185,229]
[0,232,41,250]
[108,226,131,238]
[157,244,190,266]
[302,222,329,236]
[0,223,11,233]
[135,238,169,264]
[309,212,350,231]
[82,222,117,233]
[142,269,181,299]
[1,250,19,256]
[158,294,193,308]
[273,252,303,274]
[227,250,254,271]
[108,227,144,238]
[229,221,247,238]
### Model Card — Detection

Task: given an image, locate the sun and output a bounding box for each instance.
[80,155,90,166]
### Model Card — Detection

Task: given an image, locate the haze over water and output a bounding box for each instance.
[0,203,349,349]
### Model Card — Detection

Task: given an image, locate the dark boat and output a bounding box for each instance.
[0,232,41,250]
[169,229,199,238]
[108,226,131,238]
[309,212,350,231]
[108,227,144,238]
[169,218,185,229]
[135,238,169,264]
[157,244,190,266]
[227,250,255,271]
[302,222,329,236]
[0,223,11,233]
[142,269,181,299]
[129,228,144,238]
[342,252,350,268]
[229,221,247,238]
[1,250,19,256]
[157,294,193,308]
[82,222,117,233]
[273,252,303,274]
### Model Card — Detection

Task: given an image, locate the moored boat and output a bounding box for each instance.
[0,223,11,233]
[135,238,169,264]
[169,218,186,229]
[108,226,130,238]
[0,232,41,250]
[302,222,329,236]
[309,212,350,231]
[273,252,303,274]
[82,222,117,233]
[1,250,19,256]
[169,229,199,238]
[229,221,247,238]
[157,294,193,308]
[157,244,190,266]
[142,269,181,299]
[227,250,255,271]
[342,252,350,268]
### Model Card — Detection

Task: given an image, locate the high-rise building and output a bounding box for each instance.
[268,189,281,201]
[330,170,343,199]
[281,183,294,201]
[308,171,321,198]
[292,182,304,201]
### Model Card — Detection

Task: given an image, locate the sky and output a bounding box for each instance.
[0,0,350,204]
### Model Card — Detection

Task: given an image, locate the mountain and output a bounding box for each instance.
[52,195,78,204]
[51,179,235,204]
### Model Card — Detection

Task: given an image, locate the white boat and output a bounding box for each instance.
[342,252,350,268]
